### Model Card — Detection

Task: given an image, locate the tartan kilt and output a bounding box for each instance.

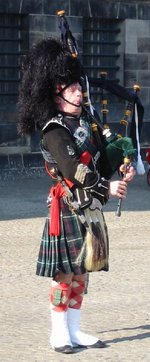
[36,198,109,278]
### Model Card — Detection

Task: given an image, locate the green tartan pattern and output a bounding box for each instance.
[36,199,86,277]
[36,116,109,278]
[36,198,109,278]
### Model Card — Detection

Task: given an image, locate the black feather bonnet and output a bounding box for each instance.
[18,38,82,134]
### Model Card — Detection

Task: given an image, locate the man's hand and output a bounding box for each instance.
[123,165,135,182]
[109,180,127,198]
[109,165,135,198]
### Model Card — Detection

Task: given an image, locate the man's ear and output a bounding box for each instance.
[55,95,61,105]
[56,84,64,94]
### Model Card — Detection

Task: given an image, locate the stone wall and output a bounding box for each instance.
[124,19,150,146]
[1,0,150,18]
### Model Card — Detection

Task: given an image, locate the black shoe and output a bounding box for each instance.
[78,340,108,349]
[54,345,74,354]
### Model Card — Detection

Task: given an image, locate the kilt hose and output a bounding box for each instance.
[36,197,109,278]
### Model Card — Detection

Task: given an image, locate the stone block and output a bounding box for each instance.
[142,103,150,123]
[31,131,41,152]
[21,30,29,52]
[70,0,119,18]
[125,36,137,54]
[0,106,17,123]
[0,68,18,81]
[140,121,150,146]
[119,3,136,19]
[44,0,69,15]
[125,19,149,37]
[125,54,148,70]
[0,0,20,13]
[0,0,42,14]
[0,155,8,169]
[29,32,45,47]
[70,0,137,19]
[0,54,18,67]
[42,31,60,40]
[70,0,93,16]
[138,70,150,87]
[21,16,29,31]
[0,124,18,146]
[9,154,23,168]
[65,16,83,34]
[138,37,150,53]
[29,15,58,32]
[124,70,137,87]
[138,4,150,20]
[21,0,43,14]
[138,87,149,106]
[0,95,18,106]
[23,153,43,168]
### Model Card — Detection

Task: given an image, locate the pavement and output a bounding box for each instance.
[0,171,150,362]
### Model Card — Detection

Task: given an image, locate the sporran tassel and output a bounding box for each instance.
[84,224,107,272]
[76,204,108,272]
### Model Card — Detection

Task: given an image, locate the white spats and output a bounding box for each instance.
[50,309,72,349]
[67,308,99,346]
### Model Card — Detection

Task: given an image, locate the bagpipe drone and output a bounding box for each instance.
[56,10,145,216]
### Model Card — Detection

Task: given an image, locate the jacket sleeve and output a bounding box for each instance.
[43,125,110,203]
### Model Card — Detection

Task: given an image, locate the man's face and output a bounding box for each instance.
[55,82,83,116]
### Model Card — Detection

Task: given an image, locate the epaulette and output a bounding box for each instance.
[42,114,70,133]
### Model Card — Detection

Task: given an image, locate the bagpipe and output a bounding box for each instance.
[56,10,145,216]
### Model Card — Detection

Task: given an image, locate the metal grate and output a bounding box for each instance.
[83,18,122,104]
[0,14,27,105]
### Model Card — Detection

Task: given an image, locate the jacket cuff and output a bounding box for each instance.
[84,176,110,205]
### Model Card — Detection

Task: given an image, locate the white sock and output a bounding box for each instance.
[50,309,72,348]
[67,308,98,346]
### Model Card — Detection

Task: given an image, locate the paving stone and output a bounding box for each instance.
[0,173,150,361]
